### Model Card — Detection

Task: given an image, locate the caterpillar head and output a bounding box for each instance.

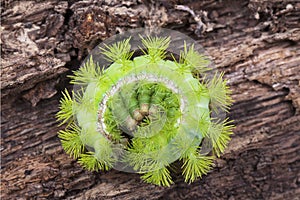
[56,28,234,186]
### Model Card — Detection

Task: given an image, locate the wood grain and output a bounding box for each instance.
[1,0,299,199]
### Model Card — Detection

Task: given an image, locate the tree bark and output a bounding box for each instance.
[1,0,300,199]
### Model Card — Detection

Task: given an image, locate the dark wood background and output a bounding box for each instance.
[1,0,300,199]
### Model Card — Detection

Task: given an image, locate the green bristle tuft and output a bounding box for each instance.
[69,56,103,85]
[99,37,134,63]
[174,42,210,74]
[207,119,234,157]
[58,123,84,158]
[182,152,214,183]
[206,72,233,113]
[141,167,173,187]
[78,152,106,171]
[140,35,170,62]
[56,89,74,126]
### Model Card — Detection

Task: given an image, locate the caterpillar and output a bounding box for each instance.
[56,30,234,186]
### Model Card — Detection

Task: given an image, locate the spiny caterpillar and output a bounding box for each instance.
[56,35,234,186]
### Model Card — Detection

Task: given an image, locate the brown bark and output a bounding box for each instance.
[1,0,300,199]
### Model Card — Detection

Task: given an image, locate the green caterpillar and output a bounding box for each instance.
[56,35,234,186]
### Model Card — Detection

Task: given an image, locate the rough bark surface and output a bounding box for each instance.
[1,0,300,199]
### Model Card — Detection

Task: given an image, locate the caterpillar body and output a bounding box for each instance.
[57,32,234,186]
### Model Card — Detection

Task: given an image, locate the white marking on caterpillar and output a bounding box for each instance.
[97,73,187,137]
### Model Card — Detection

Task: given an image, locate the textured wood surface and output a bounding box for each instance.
[1,0,300,199]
